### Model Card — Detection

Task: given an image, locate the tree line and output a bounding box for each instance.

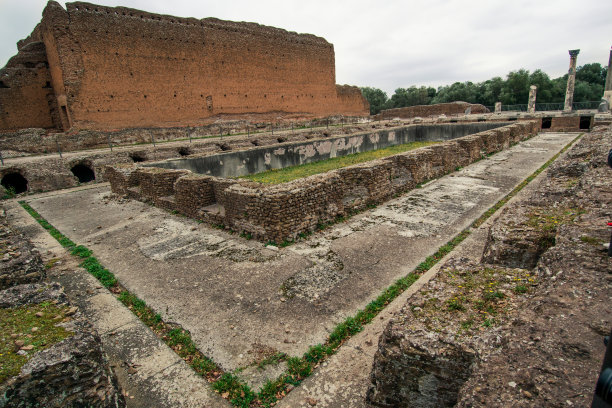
[361,63,607,115]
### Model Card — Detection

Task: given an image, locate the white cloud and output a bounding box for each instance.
[1,0,610,95]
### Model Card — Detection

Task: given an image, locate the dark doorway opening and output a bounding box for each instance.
[1,173,28,194]
[129,152,147,162]
[71,164,95,183]
[0,81,9,89]
[542,117,552,129]
[579,115,592,130]
[178,147,191,156]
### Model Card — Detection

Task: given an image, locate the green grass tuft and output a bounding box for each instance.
[241,141,439,184]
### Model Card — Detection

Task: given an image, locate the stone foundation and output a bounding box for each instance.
[374,102,489,120]
[107,121,540,243]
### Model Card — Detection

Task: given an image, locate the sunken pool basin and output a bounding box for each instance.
[145,122,510,178]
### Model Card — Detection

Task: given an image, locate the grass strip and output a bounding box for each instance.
[240,141,439,184]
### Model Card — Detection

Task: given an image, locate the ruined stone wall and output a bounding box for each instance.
[367,125,612,408]
[109,121,540,243]
[0,34,59,131]
[375,102,489,120]
[2,1,367,133]
[0,283,125,407]
[0,213,46,290]
[547,115,580,132]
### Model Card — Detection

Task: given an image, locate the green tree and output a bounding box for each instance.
[360,61,604,113]
[499,69,530,105]
[360,87,388,115]
[576,63,606,86]
[388,86,436,108]
[431,81,479,104]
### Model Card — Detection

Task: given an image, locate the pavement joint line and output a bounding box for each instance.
[100,320,132,336]
[151,360,184,380]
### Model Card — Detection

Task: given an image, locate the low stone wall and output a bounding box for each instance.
[0,117,367,155]
[374,102,489,120]
[0,122,389,194]
[0,211,45,290]
[147,122,510,178]
[107,121,540,243]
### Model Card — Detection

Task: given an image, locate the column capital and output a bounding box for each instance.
[569,49,580,58]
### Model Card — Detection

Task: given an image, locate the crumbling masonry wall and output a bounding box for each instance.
[1,1,368,133]
[374,102,489,120]
[107,121,540,243]
[0,31,60,131]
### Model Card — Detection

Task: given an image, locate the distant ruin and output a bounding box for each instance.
[0,1,369,133]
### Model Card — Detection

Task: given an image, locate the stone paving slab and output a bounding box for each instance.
[13,133,575,387]
[2,199,230,408]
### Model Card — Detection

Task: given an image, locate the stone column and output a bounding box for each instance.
[563,49,580,112]
[527,85,537,113]
[494,102,502,113]
[604,46,612,108]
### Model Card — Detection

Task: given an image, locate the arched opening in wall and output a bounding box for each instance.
[541,117,552,129]
[217,143,231,151]
[579,115,592,130]
[1,173,28,194]
[129,152,147,162]
[251,140,260,146]
[277,137,287,143]
[177,147,191,156]
[70,164,95,183]
[0,81,10,88]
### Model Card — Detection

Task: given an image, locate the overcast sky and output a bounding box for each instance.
[1,0,610,95]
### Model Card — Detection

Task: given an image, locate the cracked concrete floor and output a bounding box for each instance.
[20,132,576,392]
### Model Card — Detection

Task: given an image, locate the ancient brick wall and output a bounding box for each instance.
[375,102,489,120]
[0,34,59,131]
[109,121,540,243]
[0,1,368,133]
[548,116,580,132]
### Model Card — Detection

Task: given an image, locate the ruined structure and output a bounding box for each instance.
[0,1,368,133]
[107,121,540,243]
[367,125,612,407]
[374,102,489,120]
